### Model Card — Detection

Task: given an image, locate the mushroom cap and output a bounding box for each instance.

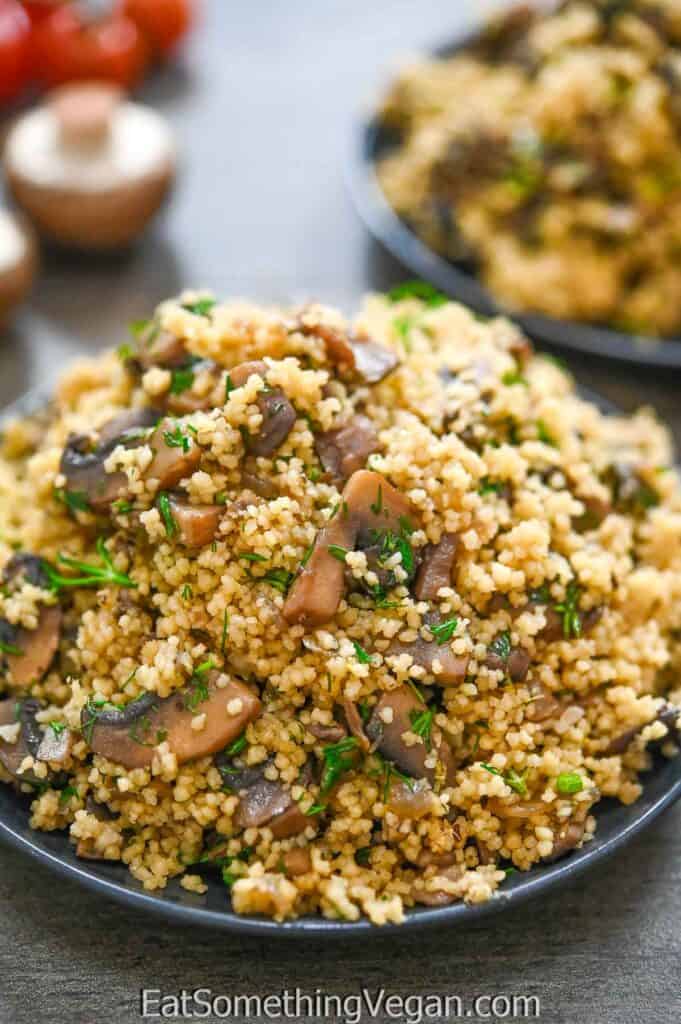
[0,209,37,329]
[4,83,176,250]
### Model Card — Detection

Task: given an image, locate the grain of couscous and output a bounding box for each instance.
[0,286,679,925]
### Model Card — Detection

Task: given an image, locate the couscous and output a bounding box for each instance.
[378,0,681,337]
[0,286,679,925]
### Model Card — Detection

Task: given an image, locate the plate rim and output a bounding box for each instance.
[0,388,680,939]
[346,23,681,369]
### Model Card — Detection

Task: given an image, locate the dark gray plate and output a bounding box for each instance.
[0,390,680,937]
[347,27,681,369]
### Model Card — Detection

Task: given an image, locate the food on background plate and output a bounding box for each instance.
[4,82,176,249]
[0,285,679,925]
[0,208,36,327]
[0,0,31,103]
[378,0,681,338]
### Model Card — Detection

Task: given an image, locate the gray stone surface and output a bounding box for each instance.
[0,3,679,1022]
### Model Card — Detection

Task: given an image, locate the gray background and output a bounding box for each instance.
[0,2,679,1022]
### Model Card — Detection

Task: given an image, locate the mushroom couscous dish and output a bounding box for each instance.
[0,286,679,925]
[378,0,681,337]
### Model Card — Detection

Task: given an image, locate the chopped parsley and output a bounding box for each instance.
[481,762,528,796]
[162,424,190,452]
[327,544,348,562]
[117,342,134,362]
[48,721,66,737]
[427,617,458,646]
[370,751,415,802]
[262,568,294,593]
[112,499,134,515]
[554,581,581,639]
[392,314,415,352]
[54,488,91,514]
[169,366,195,395]
[157,492,177,538]
[502,370,528,387]
[59,785,78,806]
[184,658,215,711]
[181,583,193,600]
[355,846,371,866]
[224,371,234,402]
[44,538,137,592]
[536,420,557,447]
[370,486,383,516]
[224,732,247,757]
[556,771,583,795]
[0,639,23,656]
[182,297,216,317]
[387,280,448,307]
[488,630,511,661]
[478,477,504,496]
[129,318,155,340]
[220,609,229,654]
[409,707,435,750]
[239,552,268,563]
[352,640,373,664]
[306,736,359,813]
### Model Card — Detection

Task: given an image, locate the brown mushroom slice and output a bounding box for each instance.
[60,407,159,511]
[134,325,188,371]
[486,798,546,820]
[4,84,175,250]
[35,723,73,764]
[387,615,469,686]
[284,469,415,628]
[602,702,680,756]
[542,819,587,862]
[413,864,464,907]
[269,802,311,840]
[229,360,296,456]
[167,496,221,548]
[230,769,293,830]
[366,685,456,787]
[413,533,459,601]
[2,605,62,689]
[0,208,36,328]
[341,699,370,752]
[387,778,436,819]
[299,321,398,384]
[82,673,261,769]
[307,721,347,743]
[0,698,62,785]
[314,415,379,484]
[524,682,561,723]
[144,417,202,490]
[281,847,312,876]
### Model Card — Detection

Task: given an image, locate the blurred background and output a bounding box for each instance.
[0,4,680,1023]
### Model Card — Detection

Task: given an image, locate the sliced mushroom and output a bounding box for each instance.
[387,614,469,686]
[413,533,459,601]
[167,496,221,548]
[283,469,415,628]
[484,636,530,682]
[134,325,188,371]
[0,552,62,689]
[542,818,586,862]
[523,682,561,723]
[35,723,74,764]
[230,361,296,456]
[314,415,379,484]
[366,685,456,787]
[144,416,202,490]
[60,407,159,510]
[341,699,370,752]
[299,320,399,385]
[486,798,546,820]
[82,672,261,769]
[281,847,312,876]
[219,757,313,838]
[413,864,464,907]
[0,698,67,786]
[307,721,347,743]
[602,702,680,756]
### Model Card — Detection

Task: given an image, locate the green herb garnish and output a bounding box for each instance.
[556,771,583,795]
[427,617,458,646]
[488,630,511,661]
[54,488,91,514]
[554,581,581,639]
[502,370,528,387]
[481,762,528,796]
[182,298,216,317]
[162,424,190,453]
[0,639,23,656]
[409,707,435,750]
[59,785,78,806]
[536,420,557,447]
[224,732,247,757]
[44,538,137,592]
[157,492,177,538]
[220,609,229,654]
[370,486,383,516]
[327,545,348,562]
[49,721,66,738]
[387,281,448,307]
[352,640,373,664]
[170,366,195,395]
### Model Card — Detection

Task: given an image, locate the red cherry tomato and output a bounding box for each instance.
[123,0,192,57]
[0,0,31,103]
[31,4,150,90]
[21,0,65,24]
